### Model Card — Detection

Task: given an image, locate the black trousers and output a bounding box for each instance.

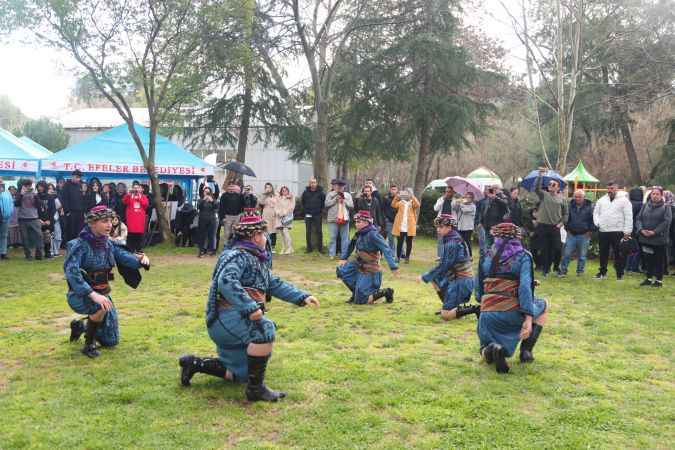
[127,233,144,253]
[269,232,277,248]
[459,230,473,257]
[598,231,625,277]
[642,244,666,281]
[65,211,84,242]
[305,215,323,252]
[536,223,561,274]
[396,232,414,259]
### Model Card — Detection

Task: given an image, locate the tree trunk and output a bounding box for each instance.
[148,171,172,242]
[313,100,330,187]
[413,127,431,197]
[228,70,253,186]
[619,121,642,184]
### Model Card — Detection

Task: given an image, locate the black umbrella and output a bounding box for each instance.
[222,160,256,177]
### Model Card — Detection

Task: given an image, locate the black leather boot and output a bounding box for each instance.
[486,343,509,373]
[245,354,286,402]
[455,304,480,319]
[519,324,543,363]
[81,319,101,358]
[179,355,228,386]
[69,319,86,342]
[370,288,394,303]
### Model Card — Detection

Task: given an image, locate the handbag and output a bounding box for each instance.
[281,212,294,227]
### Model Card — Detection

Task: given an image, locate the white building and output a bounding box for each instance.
[57,108,328,196]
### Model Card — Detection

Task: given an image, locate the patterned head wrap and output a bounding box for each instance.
[490,222,523,240]
[433,213,456,227]
[86,205,115,223]
[233,208,267,237]
[353,210,374,223]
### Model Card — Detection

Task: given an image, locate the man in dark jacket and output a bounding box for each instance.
[558,189,595,276]
[301,177,326,253]
[355,185,385,230]
[217,183,244,249]
[381,185,399,251]
[508,187,523,227]
[242,185,258,208]
[479,186,509,249]
[60,169,86,241]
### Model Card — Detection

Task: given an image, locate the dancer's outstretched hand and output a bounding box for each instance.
[304,296,320,307]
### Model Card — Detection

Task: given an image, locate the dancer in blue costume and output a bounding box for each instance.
[475,222,548,373]
[418,214,479,320]
[179,211,320,402]
[64,206,150,358]
[337,210,399,304]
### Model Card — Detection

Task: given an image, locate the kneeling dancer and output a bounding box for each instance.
[65,206,150,358]
[418,214,478,320]
[179,211,319,402]
[475,222,548,373]
[337,210,398,304]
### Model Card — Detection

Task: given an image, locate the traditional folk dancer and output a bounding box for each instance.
[475,223,548,374]
[337,210,399,304]
[65,206,150,358]
[179,211,319,402]
[417,214,479,320]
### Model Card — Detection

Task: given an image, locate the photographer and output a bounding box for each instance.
[197,186,218,257]
[479,185,509,249]
[534,169,568,277]
[15,179,44,260]
[325,179,353,258]
[36,181,56,258]
[122,181,149,252]
[355,184,385,230]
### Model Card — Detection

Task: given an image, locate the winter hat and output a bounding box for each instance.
[86,205,115,223]
[353,210,374,223]
[433,213,456,227]
[490,222,523,240]
[233,208,267,237]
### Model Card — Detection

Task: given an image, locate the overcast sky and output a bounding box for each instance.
[0,0,525,120]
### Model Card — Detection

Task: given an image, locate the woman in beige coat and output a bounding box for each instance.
[275,186,296,254]
[258,182,278,251]
[391,188,421,263]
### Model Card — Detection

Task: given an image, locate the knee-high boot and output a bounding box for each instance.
[82,318,101,358]
[520,324,543,363]
[369,288,394,304]
[179,355,228,386]
[455,304,480,319]
[245,354,286,402]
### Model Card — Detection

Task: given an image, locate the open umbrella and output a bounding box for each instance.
[443,176,484,200]
[222,160,256,177]
[521,169,566,192]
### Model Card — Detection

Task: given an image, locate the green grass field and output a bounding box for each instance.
[1,223,673,449]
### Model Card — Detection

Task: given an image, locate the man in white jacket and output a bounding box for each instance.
[592,182,633,280]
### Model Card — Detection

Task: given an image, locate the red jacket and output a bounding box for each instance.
[122,193,149,233]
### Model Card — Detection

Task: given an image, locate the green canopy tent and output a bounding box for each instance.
[564,160,600,199]
[466,166,503,190]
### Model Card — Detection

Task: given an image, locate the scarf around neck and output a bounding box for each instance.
[356,223,377,237]
[79,225,109,251]
[233,239,271,262]
[494,238,524,262]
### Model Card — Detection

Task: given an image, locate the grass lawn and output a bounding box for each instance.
[0,222,673,449]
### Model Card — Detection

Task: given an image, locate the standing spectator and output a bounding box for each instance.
[636,187,672,287]
[534,170,568,276]
[122,181,150,252]
[433,186,455,216]
[452,192,476,257]
[217,183,244,249]
[508,187,523,227]
[381,185,399,252]
[15,179,43,260]
[275,186,296,254]
[242,185,257,208]
[364,178,382,204]
[36,181,56,258]
[355,185,385,230]
[479,185,510,250]
[56,177,66,196]
[301,177,325,253]
[169,184,184,206]
[325,179,353,258]
[558,189,595,277]
[593,181,633,280]
[114,182,128,221]
[626,187,645,273]
[175,201,197,247]
[7,186,21,248]
[197,186,218,257]
[84,178,104,211]
[199,175,220,200]
[258,182,278,251]
[665,190,675,273]
[48,183,63,257]
[110,214,128,245]
[392,188,420,263]
[60,169,86,241]
[0,181,14,260]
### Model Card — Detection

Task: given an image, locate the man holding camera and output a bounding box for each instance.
[122,181,149,252]
[478,185,509,251]
[534,168,568,277]
[325,179,353,258]
[14,179,44,260]
[60,169,86,241]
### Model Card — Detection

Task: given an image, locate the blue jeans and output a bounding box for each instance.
[385,220,395,252]
[0,219,8,255]
[328,222,350,257]
[559,233,590,274]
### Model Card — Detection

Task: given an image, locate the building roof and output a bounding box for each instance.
[0,128,40,160]
[57,108,150,129]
